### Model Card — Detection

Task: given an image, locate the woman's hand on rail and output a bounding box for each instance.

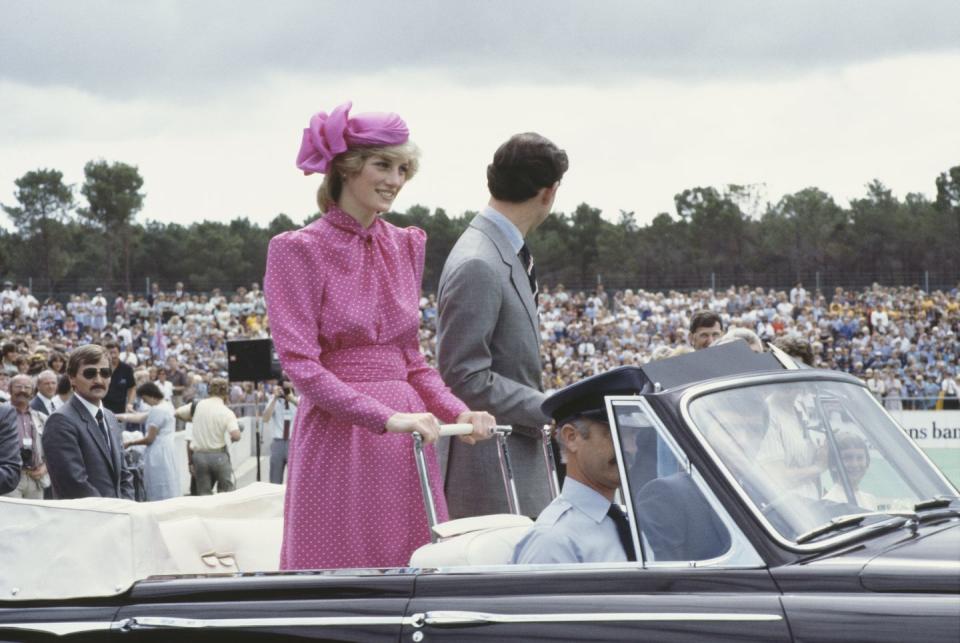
[385,412,442,444]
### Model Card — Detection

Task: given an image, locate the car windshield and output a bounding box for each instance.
[687,379,958,544]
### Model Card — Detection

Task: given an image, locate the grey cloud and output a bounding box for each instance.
[2,0,959,98]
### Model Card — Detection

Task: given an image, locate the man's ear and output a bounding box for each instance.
[559,422,579,453]
[538,181,560,205]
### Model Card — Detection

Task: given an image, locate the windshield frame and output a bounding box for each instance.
[679,369,957,553]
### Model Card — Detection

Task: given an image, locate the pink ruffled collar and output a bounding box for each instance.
[322,206,383,239]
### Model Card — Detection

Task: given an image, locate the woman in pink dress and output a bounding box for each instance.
[265,102,494,570]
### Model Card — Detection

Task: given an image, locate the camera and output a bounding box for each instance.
[20,447,34,468]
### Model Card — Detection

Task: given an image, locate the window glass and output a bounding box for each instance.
[613,402,733,563]
[687,380,956,543]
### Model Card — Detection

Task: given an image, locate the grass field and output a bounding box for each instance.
[925,448,960,488]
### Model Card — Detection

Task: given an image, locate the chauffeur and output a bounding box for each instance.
[512,368,644,565]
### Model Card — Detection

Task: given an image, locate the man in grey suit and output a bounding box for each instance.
[437,132,569,519]
[42,344,134,499]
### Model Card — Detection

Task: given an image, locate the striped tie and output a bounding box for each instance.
[518,243,538,306]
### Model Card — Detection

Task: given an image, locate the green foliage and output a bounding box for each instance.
[2,162,958,297]
[2,168,76,291]
[78,160,146,292]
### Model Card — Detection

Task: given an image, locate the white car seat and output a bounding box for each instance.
[409,513,532,567]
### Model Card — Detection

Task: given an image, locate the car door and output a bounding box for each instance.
[401,398,791,642]
[403,566,788,642]
[0,572,416,642]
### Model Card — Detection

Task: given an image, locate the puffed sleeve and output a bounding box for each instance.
[264,231,395,433]
[401,227,468,423]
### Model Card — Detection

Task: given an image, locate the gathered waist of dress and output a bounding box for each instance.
[321,345,408,382]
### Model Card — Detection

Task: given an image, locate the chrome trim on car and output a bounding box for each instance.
[420,610,783,626]
[678,371,931,553]
[123,615,422,629]
[0,621,118,636]
[606,395,650,565]
[2,615,422,636]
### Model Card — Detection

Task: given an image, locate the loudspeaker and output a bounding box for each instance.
[226,339,280,382]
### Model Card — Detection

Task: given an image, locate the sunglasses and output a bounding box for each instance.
[80,367,113,380]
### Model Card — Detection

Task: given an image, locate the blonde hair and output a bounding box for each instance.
[209,377,229,399]
[317,141,420,212]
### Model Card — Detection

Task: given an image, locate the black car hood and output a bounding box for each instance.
[860,520,960,593]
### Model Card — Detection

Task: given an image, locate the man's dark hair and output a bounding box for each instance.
[102,340,120,351]
[689,310,723,334]
[137,382,163,400]
[56,373,72,396]
[487,132,568,202]
[1,343,16,358]
[66,344,107,376]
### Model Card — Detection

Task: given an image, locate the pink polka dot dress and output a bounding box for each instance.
[264,206,467,570]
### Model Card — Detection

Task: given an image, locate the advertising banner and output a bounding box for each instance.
[888,410,960,485]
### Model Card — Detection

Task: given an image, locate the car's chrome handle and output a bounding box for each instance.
[124,616,207,629]
[423,611,500,626]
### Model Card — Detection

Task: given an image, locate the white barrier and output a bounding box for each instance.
[889,410,960,449]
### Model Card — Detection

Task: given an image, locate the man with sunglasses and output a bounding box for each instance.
[42,344,134,499]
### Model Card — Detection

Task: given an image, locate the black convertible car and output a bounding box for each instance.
[2,342,958,642]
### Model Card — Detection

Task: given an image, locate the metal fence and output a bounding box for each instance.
[8,269,959,301]
[877,397,959,411]
[539,270,959,296]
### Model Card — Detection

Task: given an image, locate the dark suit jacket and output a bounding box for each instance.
[30,396,54,416]
[42,396,134,499]
[634,472,731,562]
[0,404,21,495]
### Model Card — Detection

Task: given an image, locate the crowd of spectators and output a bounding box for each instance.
[0,280,268,412]
[420,282,959,410]
[2,279,958,414]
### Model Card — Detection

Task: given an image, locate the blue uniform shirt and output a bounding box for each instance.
[511,478,627,564]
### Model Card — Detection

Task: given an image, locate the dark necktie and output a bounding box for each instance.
[607,504,638,562]
[95,409,111,450]
[47,400,55,414]
[518,243,538,305]
[282,400,291,440]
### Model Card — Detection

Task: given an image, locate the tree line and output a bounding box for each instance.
[2,161,958,298]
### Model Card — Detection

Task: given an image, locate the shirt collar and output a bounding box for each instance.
[74,394,104,422]
[480,206,524,254]
[560,477,612,524]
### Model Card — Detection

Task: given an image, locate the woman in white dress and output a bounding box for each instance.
[118,382,180,501]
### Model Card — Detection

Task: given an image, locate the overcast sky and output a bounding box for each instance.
[2,0,959,229]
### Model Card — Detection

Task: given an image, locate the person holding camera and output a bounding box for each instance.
[262,380,298,485]
[2,374,51,499]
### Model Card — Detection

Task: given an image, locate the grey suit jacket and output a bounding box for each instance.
[0,405,21,495]
[42,395,134,500]
[437,212,552,519]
